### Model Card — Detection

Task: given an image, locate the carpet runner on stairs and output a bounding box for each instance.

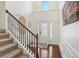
[0,29,28,58]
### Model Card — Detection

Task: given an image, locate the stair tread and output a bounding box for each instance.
[1,48,22,58]
[19,54,29,58]
[0,33,8,35]
[0,29,5,31]
[0,29,5,33]
[0,43,17,52]
[0,33,9,39]
[0,38,11,42]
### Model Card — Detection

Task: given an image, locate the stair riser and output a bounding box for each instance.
[0,30,5,33]
[0,44,18,57]
[0,34,9,39]
[0,39,13,46]
[12,50,23,58]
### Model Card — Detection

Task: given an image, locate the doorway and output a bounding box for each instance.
[38,22,53,41]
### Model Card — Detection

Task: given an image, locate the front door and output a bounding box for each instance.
[38,22,52,41]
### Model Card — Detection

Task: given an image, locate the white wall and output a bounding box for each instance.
[59,1,79,57]
[22,1,62,45]
[58,1,65,10]
[32,1,59,13]
[28,1,62,45]
[6,1,33,27]
[0,2,6,29]
[29,11,60,44]
[60,21,79,57]
[6,1,32,15]
[58,1,79,57]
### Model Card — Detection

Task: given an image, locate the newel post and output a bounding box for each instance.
[36,33,38,58]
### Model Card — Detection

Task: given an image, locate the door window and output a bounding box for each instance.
[41,23,48,37]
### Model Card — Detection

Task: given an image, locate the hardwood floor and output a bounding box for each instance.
[38,44,62,58]
[48,44,62,58]
[29,44,62,58]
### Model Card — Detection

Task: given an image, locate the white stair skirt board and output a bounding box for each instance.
[7,29,35,58]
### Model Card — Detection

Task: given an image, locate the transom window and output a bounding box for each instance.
[42,1,50,11]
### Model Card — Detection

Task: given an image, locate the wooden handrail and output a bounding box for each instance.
[6,10,36,37]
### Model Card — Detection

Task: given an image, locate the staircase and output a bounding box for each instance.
[0,10,62,58]
[0,29,28,58]
[5,10,38,58]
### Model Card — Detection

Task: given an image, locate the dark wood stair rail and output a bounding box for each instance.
[6,10,38,58]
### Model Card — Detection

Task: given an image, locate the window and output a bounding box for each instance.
[41,23,48,37]
[42,1,50,11]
